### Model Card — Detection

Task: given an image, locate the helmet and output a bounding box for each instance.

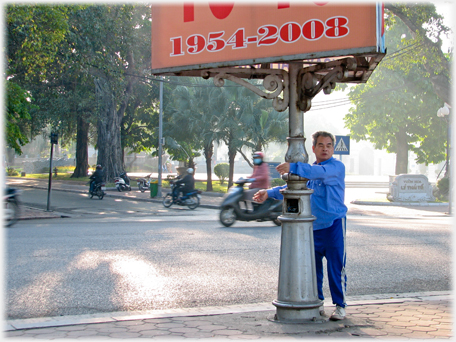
[96,164,102,170]
[187,168,194,174]
[253,151,264,159]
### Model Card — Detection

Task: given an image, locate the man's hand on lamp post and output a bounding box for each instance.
[276,162,291,175]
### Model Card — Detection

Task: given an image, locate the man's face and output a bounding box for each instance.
[312,135,334,163]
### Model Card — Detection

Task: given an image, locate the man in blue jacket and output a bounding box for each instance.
[253,131,347,321]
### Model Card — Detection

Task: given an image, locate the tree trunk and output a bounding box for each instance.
[95,78,124,182]
[395,128,408,175]
[228,148,236,188]
[71,115,89,178]
[204,143,213,191]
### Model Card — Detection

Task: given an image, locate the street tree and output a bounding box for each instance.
[166,78,227,190]
[121,80,160,168]
[5,4,70,155]
[385,3,451,105]
[216,85,253,188]
[345,16,447,174]
[164,83,205,173]
[235,88,288,167]
[68,4,152,181]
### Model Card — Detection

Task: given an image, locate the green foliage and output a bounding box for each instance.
[6,4,77,154]
[6,4,70,79]
[437,177,449,194]
[6,81,36,154]
[6,167,20,176]
[384,4,451,104]
[214,163,229,184]
[344,9,448,173]
[195,181,228,193]
[271,178,286,187]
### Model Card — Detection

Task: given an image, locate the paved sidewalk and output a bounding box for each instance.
[4,292,452,339]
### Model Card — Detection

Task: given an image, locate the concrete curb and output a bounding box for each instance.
[4,291,451,332]
[351,200,448,206]
[13,180,449,210]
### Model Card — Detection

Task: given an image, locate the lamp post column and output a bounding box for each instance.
[272,63,323,322]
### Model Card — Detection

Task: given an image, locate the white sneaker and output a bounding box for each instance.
[330,306,346,321]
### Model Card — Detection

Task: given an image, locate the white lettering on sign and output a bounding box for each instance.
[170,17,349,57]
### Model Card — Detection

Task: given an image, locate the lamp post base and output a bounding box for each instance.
[273,299,325,323]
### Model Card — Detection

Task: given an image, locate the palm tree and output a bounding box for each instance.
[235,89,288,166]
[166,79,225,190]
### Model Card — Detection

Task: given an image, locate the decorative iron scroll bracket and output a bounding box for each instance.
[201,68,289,112]
[191,54,385,114]
[297,57,358,112]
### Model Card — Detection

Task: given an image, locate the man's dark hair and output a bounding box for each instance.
[312,131,335,147]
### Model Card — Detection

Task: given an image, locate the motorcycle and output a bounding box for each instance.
[4,188,21,227]
[89,182,106,200]
[219,178,283,227]
[115,172,131,192]
[162,180,202,210]
[137,173,152,192]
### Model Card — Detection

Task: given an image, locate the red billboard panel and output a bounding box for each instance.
[151,2,385,73]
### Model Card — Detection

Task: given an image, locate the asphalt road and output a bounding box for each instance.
[5,187,452,320]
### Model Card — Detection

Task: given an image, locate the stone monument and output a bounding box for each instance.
[387,174,435,202]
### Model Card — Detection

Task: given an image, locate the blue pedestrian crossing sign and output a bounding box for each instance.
[334,135,350,155]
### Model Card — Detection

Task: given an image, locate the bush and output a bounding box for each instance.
[214,163,229,184]
[437,177,449,194]
[6,167,19,176]
[271,178,286,187]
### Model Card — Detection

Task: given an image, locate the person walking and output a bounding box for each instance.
[253,131,347,321]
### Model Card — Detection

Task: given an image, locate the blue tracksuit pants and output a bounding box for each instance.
[314,217,347,308]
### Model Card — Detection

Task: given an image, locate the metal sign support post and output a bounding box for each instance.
[157,79,164,197]
[272,63,323,323]
[46,133,58,211]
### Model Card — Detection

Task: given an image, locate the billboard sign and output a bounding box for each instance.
[151,2,385,73]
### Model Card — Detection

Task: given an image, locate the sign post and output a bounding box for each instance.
[151,2,385,323]
[46,132,58,212]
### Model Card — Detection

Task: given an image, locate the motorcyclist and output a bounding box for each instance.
[244,151,270,211]
[174,168,195,201]
[89,165,104,193]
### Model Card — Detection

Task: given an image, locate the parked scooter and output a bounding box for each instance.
[4,187,21,227]
[137,173,152,192]
[89,182,106,200]
[115,172,131,192]
[162,180,202,210]
[219,178,282,227]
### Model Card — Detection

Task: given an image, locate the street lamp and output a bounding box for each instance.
[437,102,452,214]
